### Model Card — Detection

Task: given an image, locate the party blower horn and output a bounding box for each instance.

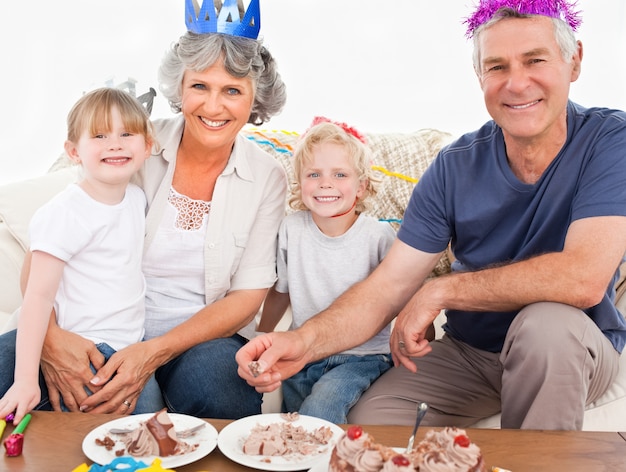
[4,413,32,457]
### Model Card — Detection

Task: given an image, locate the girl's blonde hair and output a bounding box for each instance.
[66,87,155,146]
[289,121,379,213]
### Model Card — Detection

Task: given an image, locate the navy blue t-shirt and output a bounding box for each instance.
[398,101,626,353]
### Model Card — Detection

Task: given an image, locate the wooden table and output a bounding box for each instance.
[1,411,625,471]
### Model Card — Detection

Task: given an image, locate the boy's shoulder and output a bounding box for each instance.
[356,213,396,235]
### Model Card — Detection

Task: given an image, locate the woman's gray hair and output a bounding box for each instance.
[158,32,286,125]
[472,8,578,73]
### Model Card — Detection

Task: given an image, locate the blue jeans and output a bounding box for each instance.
[0,329,162,414]
[281,353,393,424]
[155,333,262,419]
[0,330,259,419]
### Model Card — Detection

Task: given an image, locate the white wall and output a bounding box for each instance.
[1,0,624,185]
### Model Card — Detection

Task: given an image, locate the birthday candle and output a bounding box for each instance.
[0,419,5,438]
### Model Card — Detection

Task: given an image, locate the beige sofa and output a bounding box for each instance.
[1,128,625,431]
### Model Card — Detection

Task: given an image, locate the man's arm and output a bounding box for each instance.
[300,239,442,360]
[392,215,626,369]
[432,216,624,311]
[236,239,443,390]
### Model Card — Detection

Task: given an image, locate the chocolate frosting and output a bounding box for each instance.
[124,409,179,457]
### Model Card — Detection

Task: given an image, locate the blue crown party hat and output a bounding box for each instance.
[185,0,261,39]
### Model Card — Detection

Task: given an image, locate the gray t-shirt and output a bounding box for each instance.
[275,211,396,355]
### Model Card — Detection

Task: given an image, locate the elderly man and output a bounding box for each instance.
[237,0,626,430]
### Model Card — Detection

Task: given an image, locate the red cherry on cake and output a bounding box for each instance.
[392,454,411,466]
[347,426,363,440]
[454,434,471,447]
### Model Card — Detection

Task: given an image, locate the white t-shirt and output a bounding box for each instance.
[29,183,146,350]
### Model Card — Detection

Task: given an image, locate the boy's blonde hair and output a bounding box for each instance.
[289,121,379,213]
[66,87,155,146]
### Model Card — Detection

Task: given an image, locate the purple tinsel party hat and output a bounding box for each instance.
[464,0,582,38]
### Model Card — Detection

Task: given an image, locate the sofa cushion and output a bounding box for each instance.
[0,166,79,250]
[0,221,23,317]
[470,343,626,431]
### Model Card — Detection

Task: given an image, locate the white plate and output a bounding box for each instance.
[218,413,345,471]
[82,413,218,469]
[308,447,403,471]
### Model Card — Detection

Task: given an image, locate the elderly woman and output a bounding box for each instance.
[7,9,287,419]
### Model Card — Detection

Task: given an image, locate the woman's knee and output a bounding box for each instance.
[157,337,261,418]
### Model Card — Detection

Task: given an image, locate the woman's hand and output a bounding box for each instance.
[78,340,161,414]
[40,323,105,412]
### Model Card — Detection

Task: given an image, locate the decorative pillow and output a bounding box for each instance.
[242,128,455,276]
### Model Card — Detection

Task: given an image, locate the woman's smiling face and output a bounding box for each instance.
[180,59,255,152]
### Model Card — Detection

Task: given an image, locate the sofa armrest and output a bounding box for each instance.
[0,219,25,317]
[0,166,79,320]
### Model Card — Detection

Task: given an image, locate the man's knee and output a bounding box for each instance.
[513,302,585,337]
[504,302,591,362]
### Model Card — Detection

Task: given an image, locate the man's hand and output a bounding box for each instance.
[41,325,104,411]
[236,331,311,393]
[390,281,442,371]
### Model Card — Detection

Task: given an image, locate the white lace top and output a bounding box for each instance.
[168,187,211,231]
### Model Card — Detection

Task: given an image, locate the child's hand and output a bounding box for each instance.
[0,382,41,425]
